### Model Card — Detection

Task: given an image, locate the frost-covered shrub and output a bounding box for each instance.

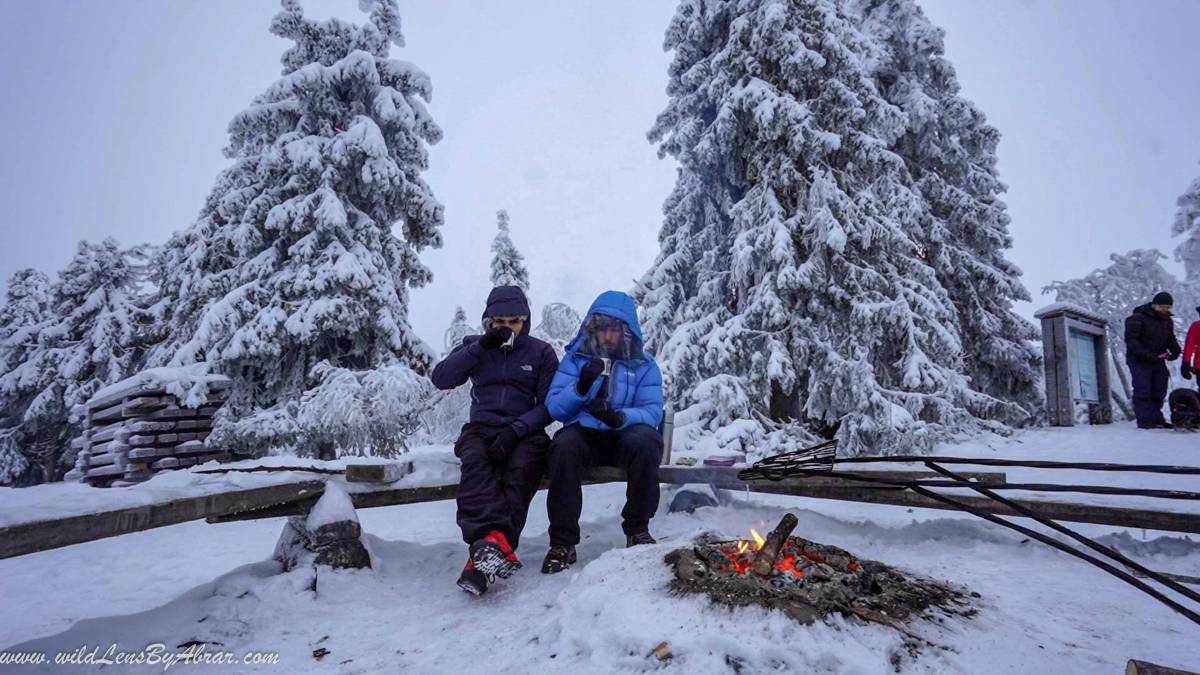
[532,302,581,357]
[209,362,431,458]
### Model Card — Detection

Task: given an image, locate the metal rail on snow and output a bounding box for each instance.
[738,441,1200,627]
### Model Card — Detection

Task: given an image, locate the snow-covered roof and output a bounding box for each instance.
[1033,302,1108,323]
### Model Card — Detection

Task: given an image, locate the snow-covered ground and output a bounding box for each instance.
[1,422,1198,673]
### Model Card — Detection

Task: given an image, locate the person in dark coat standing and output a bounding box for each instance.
[431,286,559,595]
[1125,291,1182,429]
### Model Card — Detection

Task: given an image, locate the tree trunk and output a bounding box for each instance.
[1108,345,1134,421]
[769,381,799,422]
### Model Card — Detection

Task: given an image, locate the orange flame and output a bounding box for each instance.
[736,541,748,554]
[750,529,766,550]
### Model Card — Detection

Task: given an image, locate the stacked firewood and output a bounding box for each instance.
[67,381,231,487]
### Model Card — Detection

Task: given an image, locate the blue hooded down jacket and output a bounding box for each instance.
[546,291,664,431]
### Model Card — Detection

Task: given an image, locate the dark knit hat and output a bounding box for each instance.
[1152,291,1173,306]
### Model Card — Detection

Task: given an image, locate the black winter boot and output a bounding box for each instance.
[540,545,577,574]
[470,535,519,580]
[626,531,657,547]
[457,558,490,596]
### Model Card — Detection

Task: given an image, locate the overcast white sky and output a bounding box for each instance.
[0,0,1197,350]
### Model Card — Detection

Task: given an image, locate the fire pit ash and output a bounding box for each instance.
[664,513,975,630]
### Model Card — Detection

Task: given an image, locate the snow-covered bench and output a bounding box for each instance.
[6,455,1200,562]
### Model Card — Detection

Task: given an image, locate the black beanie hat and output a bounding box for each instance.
[1152,291,1173,306]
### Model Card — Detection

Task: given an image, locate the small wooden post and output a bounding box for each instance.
[661,403,675,466]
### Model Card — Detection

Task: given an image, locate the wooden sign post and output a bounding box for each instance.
[1034,303,1113,426]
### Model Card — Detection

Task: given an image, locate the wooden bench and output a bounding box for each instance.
[5,461,1200,561]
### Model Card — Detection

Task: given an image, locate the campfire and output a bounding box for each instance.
[665,513,976,632]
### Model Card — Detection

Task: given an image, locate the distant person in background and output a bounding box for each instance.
[1180,306,1200,391]
[1125,292,1182,429]
[431,285,560,596]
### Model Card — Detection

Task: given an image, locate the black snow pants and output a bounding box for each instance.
[1129,360,1170,427]
[546,423,662,547]
[454,423,549,549]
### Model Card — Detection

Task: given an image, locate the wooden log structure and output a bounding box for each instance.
[0,481,324,560]
[681,467,1200,534]
[10,463,1200,561]
[66,377,230,487]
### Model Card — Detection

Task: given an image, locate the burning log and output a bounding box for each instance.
[752,513,799,576]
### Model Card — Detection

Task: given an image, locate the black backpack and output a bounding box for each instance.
[1169,388,1200,431]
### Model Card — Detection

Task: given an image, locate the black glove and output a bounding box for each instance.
[1183,362,1194,380]
[576,357,605,395]
[586,398,625,429]
[479,326,513,350]
[487,426,519,463]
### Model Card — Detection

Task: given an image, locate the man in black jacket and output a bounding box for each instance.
[1125,292,1182,429]
[431,286,559,595]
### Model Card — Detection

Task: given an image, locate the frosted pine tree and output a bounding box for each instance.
[639,0,1008,455]
[853,0,1041,418]
[532,302,581,357]
[0,239,141,482]
[1172,170,1200,281]
[489,209,530,292]
[1046,249,1191,420]
[0,269,51,484]
[443,305,474,356]
[0,269,51,376]
[146,0,443,457]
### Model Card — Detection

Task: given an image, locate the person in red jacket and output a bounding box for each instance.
[1182,306,1200,390]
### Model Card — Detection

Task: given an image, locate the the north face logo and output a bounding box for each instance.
[520,364,533,371]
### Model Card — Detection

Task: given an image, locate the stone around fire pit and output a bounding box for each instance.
[664,531,975,630]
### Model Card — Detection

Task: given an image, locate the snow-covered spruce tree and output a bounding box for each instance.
[146,0,442,458]
[532,302,581,357]
[1172,171,1200,282]
[852,0,1041,417]
[0,268,52,484]
[638,0,1022,455]
[1045,249,1192,421]
[0,269,51,378]
[442,305,474,356]
[489,209,530,291]
[0,239,141,482]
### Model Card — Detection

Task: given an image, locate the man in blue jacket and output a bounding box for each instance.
[431,286,559,595]
[541,291,665,574]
